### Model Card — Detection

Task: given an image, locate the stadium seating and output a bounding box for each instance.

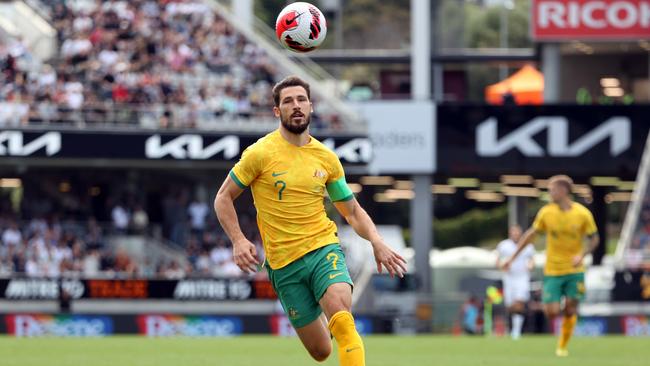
[0,183,260,278]
[0,0,337,131]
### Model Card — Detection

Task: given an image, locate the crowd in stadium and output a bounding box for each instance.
[0,188,258,279]
[0,0,337,130]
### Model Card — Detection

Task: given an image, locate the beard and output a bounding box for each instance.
[280,111,311,134]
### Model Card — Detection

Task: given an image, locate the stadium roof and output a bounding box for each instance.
[294,48,537,64]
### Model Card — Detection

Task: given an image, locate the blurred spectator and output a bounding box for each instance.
[162,260,186,279]
[25,251,41,278]
[2,221,22,247]
[166,192,188,245]
[220,256,243,277]
[188,197,210,235]
[131,204,149,234]
[0,258,13,276]
[113,249,137,277]
[194,248,212,276]
[111,202,130,233]
[210,239,230,274]
[461,296,481,335]
[626,240,645,271]
[83,248,101,277]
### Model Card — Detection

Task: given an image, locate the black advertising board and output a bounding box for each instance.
[0,278,277,301]
[612,271,650,302]
[437,105,650,179]
[0,130,371,166]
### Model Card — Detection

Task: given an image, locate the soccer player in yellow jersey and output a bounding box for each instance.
[214,76,406,366]
[502,175,599,357]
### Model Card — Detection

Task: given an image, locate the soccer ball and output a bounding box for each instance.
[275,2,327,53]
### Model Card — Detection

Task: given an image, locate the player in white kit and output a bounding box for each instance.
[496,225,535,339]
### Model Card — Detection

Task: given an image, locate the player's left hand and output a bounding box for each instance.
[572,255,583,267]
[371,240,407,278]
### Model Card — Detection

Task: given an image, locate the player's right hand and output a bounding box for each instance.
[371,240,407,278]
[232,239,260,274]
[500,259,512,271]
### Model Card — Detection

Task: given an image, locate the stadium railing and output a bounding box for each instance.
[1,101,280,131]
[616,133,650,269]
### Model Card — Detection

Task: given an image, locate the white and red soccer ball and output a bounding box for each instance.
[275,2,327,53]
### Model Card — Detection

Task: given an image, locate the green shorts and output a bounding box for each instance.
[543,272,585,304]
[267,244,354,328]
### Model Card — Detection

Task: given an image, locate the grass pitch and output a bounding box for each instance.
[1,335,647,366]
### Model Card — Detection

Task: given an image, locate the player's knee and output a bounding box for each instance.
[329,298,350,314]
[308,343,332,362]
[545,310,558,318]
[512,302,524,313]
[321,293,351,316]
[544,306,560,319]
[563,299,578,315]
[564,305,577,316]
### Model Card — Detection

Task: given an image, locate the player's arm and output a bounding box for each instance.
[573,233,600,267]
[214,176,259,273]
[502,228,538,271]
[333,197,407,278]
[495,247,503,270]
[573,210,600,267]
[494,243,505,269]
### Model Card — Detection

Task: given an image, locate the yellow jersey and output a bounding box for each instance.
[229,130,351,269]
[532,202,597,276]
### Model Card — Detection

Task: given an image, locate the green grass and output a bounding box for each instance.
[1,335,648,366]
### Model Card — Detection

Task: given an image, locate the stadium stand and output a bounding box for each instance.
[0,180,261,279]
[0,0,345,131]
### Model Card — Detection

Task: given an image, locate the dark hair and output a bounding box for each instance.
[549,174,573,192]
[272,75,310,107]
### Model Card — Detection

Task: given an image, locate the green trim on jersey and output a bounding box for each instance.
[326,177,354,202]
[229,170,247,189]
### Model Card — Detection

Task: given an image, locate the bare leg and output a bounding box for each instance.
[294,317,332,362]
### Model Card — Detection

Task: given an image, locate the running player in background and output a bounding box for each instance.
[502,175,599,357]
[214,75,406,366]
[496,225,535,340]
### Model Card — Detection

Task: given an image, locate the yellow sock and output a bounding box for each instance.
[558,314,577,350]
[328,311,365,366]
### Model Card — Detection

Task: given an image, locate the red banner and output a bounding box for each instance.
[532,0,650,40]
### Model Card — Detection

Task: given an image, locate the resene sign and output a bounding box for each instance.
[532,0,650,40]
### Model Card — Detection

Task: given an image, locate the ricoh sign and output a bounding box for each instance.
[532,0,650,40]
